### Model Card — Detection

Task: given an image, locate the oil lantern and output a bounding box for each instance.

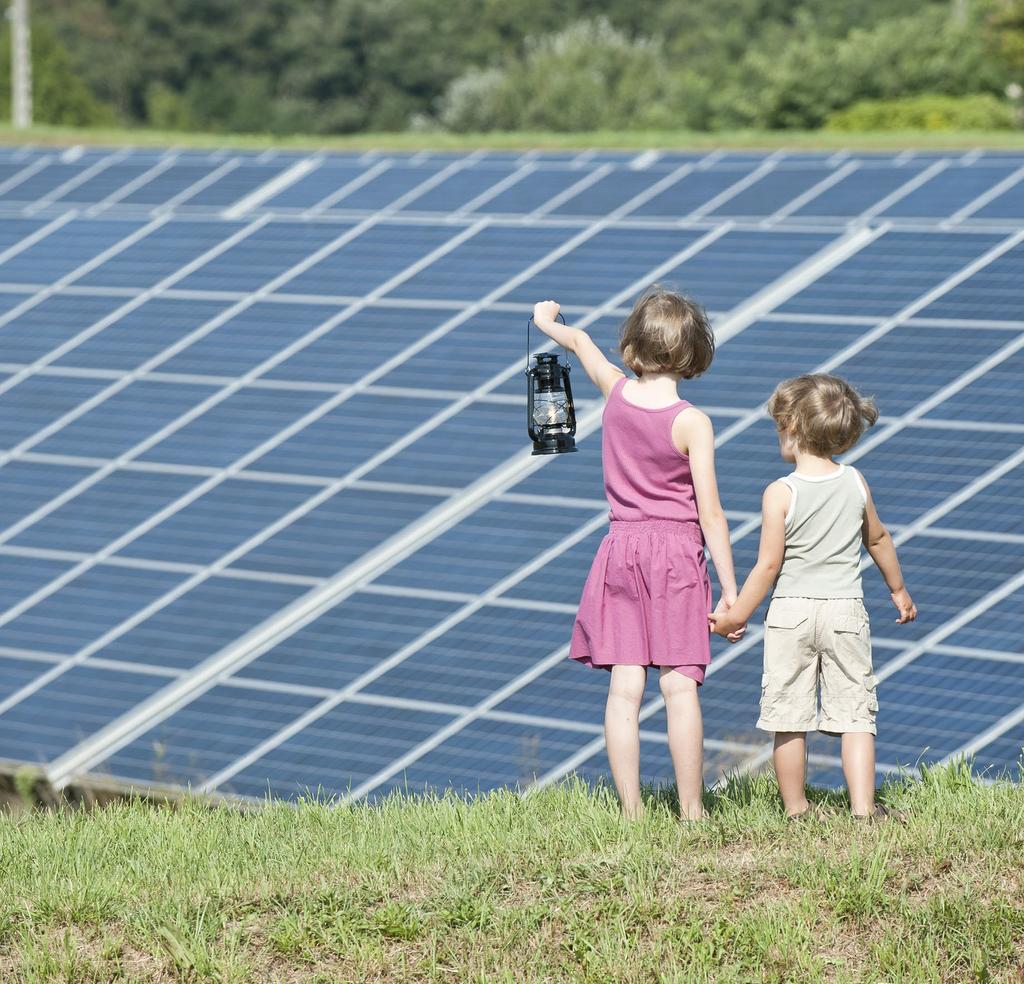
[526,315,577,455]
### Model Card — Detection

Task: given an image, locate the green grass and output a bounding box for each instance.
[0,763,1020,982]
[3,122,1024,152]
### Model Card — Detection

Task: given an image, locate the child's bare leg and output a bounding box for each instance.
[659,668,703,819]
[773,732,810,816]
[605,665,647,818]
[841,732,876,816]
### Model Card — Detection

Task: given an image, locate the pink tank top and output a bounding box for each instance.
[602,377,700,523]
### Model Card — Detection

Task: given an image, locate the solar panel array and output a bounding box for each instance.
[0,142,1021,802]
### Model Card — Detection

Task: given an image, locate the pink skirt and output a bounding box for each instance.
[569,519,712,682]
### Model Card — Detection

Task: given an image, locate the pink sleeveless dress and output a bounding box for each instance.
[569,377,712,683]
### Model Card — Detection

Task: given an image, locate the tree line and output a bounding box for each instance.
[2,0,1022,133]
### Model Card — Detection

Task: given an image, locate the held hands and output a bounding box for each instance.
[708,595,746,643]
[533,300,560,327]
[891,586,918,624]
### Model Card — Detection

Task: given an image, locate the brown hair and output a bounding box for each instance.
[767,374,879,457]
[619,285,715,379]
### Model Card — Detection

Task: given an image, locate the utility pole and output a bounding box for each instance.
[951,0,969,28]
[10,0,32,128]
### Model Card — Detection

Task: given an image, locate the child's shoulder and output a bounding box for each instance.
[762,479,793,513]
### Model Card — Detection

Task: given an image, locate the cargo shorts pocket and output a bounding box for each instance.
[834,615,868,635]
[765,609,809,630]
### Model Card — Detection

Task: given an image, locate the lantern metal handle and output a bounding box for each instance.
[526,312,570,372]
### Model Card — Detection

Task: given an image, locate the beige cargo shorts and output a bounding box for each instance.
[756,596,877,736]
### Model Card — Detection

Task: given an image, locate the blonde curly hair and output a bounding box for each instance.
[768,374,879,457]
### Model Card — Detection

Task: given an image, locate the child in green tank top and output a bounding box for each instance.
[710,373,917,820]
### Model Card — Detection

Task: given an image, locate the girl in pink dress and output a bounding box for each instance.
[532,289,741,820]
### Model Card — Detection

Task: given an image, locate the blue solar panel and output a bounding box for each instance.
[98,684,323,789]
[926,350,1024,425]
[973,175,1024,219]
[655,229,837,311]
[117,162,222,206]
[78,220,247,289]
[403,164,520,213]
[630,166,757,218]
[0,375,111,448]
[874,652,1024,765]
[370,716,590,798]
[326,162,448,211]
[376,499,601,595]
[0,294,129,363]
[236,591,462,690]
[93,576,308,671]
[0,162,94,203]
[176,222,355,293]
[833,323,1015,414]
[10,469,202,554]
[55,298,235,371]
[0,218,146,283]
[706,165,834,217]
[116,479,313,566]
[481,168,592,214]
[503,227,707,306]
[1,565,185,655]
[0,554,76,613]
[280,222,469,297]
[184,161,288,207]
[264,305,454,386]
[547,168,673,217]
[52,163,161,205]
[0,665,168,763]
[778,231,1004,318]
[35,380,220,460]
[251,391,450,478]
[364,400,523,488]
[943,586,1024,653]
[0,145,1019,803]
[0,460,94,529]
[388,225,571,301]
[683,319,867,409]
[228,702,457,800]
[264,161,370,209]
[0,218,50,253]
[940,464,1024,535]
[236,487,438,578]
[361,605,573,705]
[881,164,1021,218]
[919,241,1024,321]
[791,163,928,217]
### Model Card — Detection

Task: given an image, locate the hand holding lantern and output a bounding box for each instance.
[525,313,578,455]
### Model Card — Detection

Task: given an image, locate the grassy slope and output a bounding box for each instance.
[0,764,1020,982]
[3,123,1024,153]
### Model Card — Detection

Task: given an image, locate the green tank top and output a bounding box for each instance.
[773,464,866,600]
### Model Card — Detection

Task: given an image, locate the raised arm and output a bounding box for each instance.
[709,481,790,638]
[856,469,917,624]
[532,300,624,398]
[674,408,738,611]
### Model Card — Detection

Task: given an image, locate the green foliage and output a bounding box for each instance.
[712,6,1007,130]
[18,0,1024,134]
[0,22,114,126]
[986,0,1024,77]
[827,93,1017,130]
[440,19,688,132]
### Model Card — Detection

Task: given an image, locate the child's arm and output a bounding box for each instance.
[675,409,739,617]
[532,300,623,398]
[708,481,789,639]
[856,469,917,624]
